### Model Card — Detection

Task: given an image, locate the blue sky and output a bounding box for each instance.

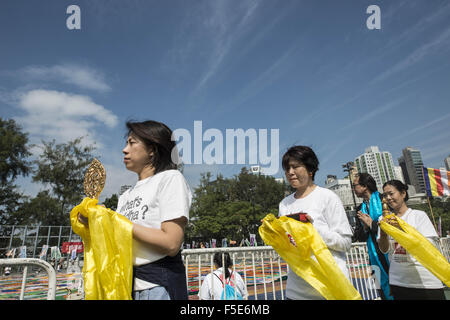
[1,0,449,200]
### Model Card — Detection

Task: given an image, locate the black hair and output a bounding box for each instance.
[281,146,319,180]
[213,252,233,279]
[126,120,178,174]
[356,173,378,193]
[383,179,409,202]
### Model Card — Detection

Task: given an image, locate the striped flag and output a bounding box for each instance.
[422,167,450,197]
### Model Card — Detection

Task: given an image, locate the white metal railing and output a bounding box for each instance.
[2,239,448,300]
[440,237,450,263]
[181,243,381,300]
[345,243,379,300]
[0,258,56,300]
[181,246,286,300]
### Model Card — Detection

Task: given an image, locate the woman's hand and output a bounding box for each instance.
[78,213,89,227]
[357,211,373,228]
[385,216,402,230]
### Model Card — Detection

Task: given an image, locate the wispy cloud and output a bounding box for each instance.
[14,89,118,147]
[16,64,112,92]
[193,0,262,93]
[371,25,450,84]
[338,97,406,133]
[390,111,450,143]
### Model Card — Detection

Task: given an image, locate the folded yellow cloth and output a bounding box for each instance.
[259,214,361,300]
[380,214,450,287]
[70,197,133,300]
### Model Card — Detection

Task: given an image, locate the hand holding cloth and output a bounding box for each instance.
[70,197,133,300]
[259,214,361,300]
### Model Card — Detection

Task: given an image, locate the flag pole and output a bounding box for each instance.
[426,196,438,232]
[422,167,438,232]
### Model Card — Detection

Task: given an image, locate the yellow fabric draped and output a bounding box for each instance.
[70,197,133,300]
[259,214,361,300]
[380,214,450,287]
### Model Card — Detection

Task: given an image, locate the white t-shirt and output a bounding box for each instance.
[377,209,443,289]
[117,169,192,290]
[278,186,353,300]
[199,268,248,300]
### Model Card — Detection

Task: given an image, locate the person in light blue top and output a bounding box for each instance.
[353,173,393,300]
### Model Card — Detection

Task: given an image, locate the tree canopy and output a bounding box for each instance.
[0,118,31,225]
[187,167,292,244]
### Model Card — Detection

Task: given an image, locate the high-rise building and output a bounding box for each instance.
[119,185,132,196]
[355,146,396,191]
[398,156,410,185]
[393,166,405,184]
[445,155,450,171]
[401,147,426,194]
[324,175,362,211]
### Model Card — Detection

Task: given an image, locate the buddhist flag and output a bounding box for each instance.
[423,167,450,197]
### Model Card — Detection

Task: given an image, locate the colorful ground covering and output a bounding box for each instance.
[1,260,379,300]
[0,272,82,300]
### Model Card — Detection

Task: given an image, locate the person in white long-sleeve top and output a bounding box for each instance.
[278,145,353,300]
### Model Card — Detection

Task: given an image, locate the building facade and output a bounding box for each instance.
[355,146,396,191]
[401,147,426,194]
[324,175,362,211]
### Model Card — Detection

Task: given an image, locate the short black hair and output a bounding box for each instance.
[126,120,178,174]
[383,179,409,202]
[356,173,378,193]
[281,146,319,180]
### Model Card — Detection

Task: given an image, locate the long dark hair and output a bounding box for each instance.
[126,120,178,174]
[213,252,233,279]
[356,173,378,193]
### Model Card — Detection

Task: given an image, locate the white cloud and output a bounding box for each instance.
[19,64,111,92]
[14,89,118,147]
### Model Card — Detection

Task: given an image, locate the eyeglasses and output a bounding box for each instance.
[352,183,362,188]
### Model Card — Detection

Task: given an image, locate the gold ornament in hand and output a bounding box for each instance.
[83,158,106,199]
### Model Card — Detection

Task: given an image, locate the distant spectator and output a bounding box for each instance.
[199,252,247,300]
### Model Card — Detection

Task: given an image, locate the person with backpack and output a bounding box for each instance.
[199,252,248,300]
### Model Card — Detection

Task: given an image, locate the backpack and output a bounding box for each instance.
[214,271,243,300]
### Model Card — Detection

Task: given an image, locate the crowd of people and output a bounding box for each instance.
[73,119,447,300]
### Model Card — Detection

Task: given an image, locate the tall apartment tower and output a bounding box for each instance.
[398,156,410,185]
[401,147,426,194]
[445,155,450,171]
[355,146,396,191]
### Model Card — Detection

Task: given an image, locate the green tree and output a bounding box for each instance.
[103,194,119,211]
[18,191,62,225]
[0,118,31,225]
[0,118,31,184]
[31,137,95,225]
[410,197,449,236]
[188,168,291,244]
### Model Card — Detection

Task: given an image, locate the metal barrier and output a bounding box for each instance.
[0,258,56,300]
[181,243,380,300]
[182,246,286,300]
[440,237,450,263]
[1,239,448,300]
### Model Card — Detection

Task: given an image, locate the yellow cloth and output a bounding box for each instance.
[380,214,450,287]
[259,214,361,300]
[70,197,133,300]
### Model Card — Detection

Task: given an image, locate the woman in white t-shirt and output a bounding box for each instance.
[378,180,445,300]
[278,146,353,300]
[78,120,192,300]
[199,252,248,300]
